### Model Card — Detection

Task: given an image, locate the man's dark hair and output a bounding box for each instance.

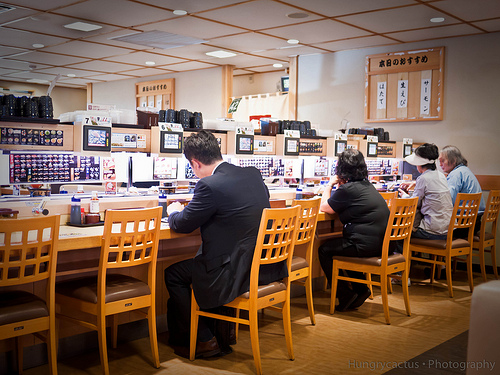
[415,143,439,170]
[183,130,223,165]
[335,149,368,182]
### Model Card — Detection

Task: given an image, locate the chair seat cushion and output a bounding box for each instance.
[331,253,405,267]
[240,281,286,299]
[0,291,48,326]
[291,256,309,271]
[410,237,470,249]
[473,233,495,242]
[56,274,151,304]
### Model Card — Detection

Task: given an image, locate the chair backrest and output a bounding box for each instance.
[291,197,321,247]
[0,215,60,288]
[381,197,418,264]
[480,190,500,237]
[379,191,398,207]
[248,206,300,295]
[98,207,162,298]
[448,193,482,243]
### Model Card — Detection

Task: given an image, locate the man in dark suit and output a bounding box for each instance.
[165,130,286,358]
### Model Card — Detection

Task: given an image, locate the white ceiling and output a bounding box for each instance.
[0,0,499,89]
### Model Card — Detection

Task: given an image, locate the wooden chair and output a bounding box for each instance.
[329,197,418,324]
[55,207,162,375]
[473,190,500,281]
[409,193,482,298]
[379,191,397,207]
[0,215,60,375]
[189,205,300,375]
[266,198,321,325]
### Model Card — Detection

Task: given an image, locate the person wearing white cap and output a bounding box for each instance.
[400,143,453,240]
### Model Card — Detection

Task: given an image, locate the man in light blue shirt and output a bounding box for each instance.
[439,145,485,236]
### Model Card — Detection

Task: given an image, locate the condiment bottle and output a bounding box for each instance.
[70,196,81,224]
[90,191,99,214]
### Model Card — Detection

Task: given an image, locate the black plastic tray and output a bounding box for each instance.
[66,221,104,227]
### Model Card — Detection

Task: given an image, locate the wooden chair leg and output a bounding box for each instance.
[430,255,436,284]
[48,316,58,375]
[249,307,262,375]
[148,305,160,368]
[304,275,316,325]
[189,293,199,361]
[492,244,499,279]
[479,246,487,282]
[467,253,474,293]
[97,314,110,375]
[367,273,374,298]
[282,294,294,360]
[235,308,240,342]
[445,257,454,298]
[330,263,339,314]
[111,315,118,349]
[16,336,23,374]
[402,269,411,316]
[380,272,390,325]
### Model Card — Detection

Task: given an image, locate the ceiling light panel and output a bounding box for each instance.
[64,21,102,32]
[205,50,237,58]
[55,0,175,27]
[199,0,322,30]
[282,0,415,17]
[337,4,456,33]
[267,19,370,45]
[112,31,207,49]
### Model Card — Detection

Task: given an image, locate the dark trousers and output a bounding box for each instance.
[164,258,233,348]
[318,238,369,296]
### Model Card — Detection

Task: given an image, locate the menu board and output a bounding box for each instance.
[9,153,100,183]
[1,127,64,146]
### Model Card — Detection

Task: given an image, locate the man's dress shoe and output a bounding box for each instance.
[173,336,221,359]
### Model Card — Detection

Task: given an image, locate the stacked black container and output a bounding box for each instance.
[158,108,203,130]
[0,94,53,119]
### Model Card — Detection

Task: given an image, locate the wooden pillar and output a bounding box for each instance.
[86,83,93,104]
[222,65,234,118]
[288,56,298,120]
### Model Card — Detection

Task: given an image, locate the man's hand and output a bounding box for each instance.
[167,201,184,216]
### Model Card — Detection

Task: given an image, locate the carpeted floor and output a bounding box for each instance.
[385,331,469,374]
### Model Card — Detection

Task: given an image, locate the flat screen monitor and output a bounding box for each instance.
[159,131,183,154]
[153,157,177,180]
[236,134,254,155]
[400,161,421,180]
[83,125,111,152]
[281,76,289,92]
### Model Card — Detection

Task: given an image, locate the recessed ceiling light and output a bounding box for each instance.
[205,50,237,58]
[32,43,44,48]
[287,12,309,19]
[64,21,102,32]
[273,63,283,68]
[173,10,187,15]
[27,78,49,84]
[287,39,299,45]
[67,74,76,77]
[430,17,445,23]
[145,61,156,66]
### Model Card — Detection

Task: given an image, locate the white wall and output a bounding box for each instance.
[0,81,86,118]
[233,71,286,97]
[297,32,500,176]
[92,67,224,120]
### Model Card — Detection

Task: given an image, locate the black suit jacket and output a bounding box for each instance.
[168,162,287,309]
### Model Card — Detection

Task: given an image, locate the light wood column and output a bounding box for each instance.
[86,83,93,104]
[288,56,298,120]
[222,65,234,118]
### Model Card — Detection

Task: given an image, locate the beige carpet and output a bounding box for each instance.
[157,358,246,374]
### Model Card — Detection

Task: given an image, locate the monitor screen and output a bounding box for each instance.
[83,125,111,152]
[159,131,183,154]
[153,157,177,179]
[281,76,289,92]
[236,134,253,154]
